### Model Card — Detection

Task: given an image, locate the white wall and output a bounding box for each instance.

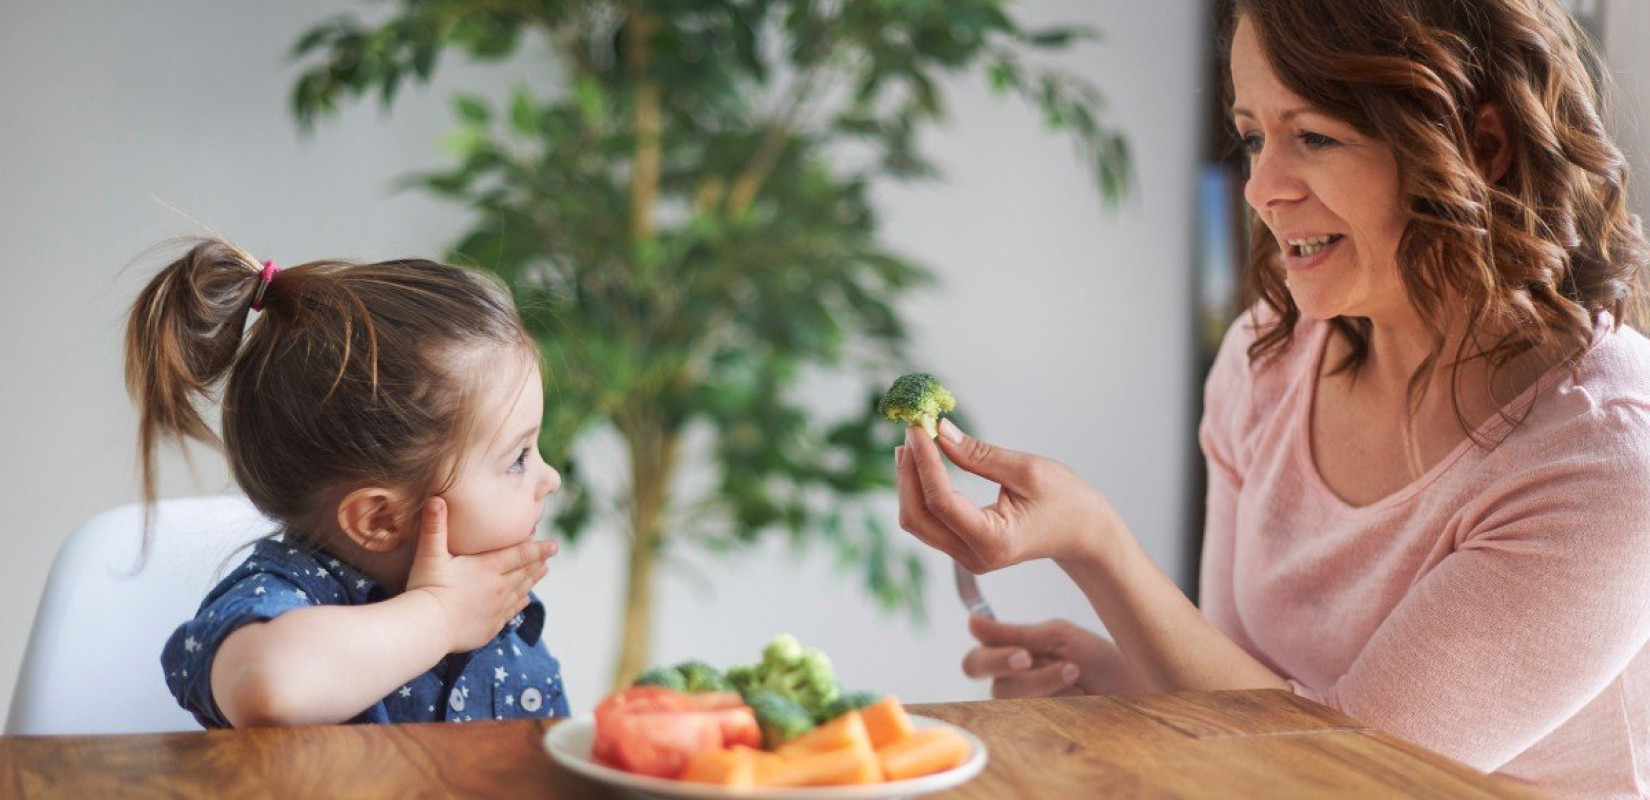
[23,0,1642,724]
[0,0,1206,718]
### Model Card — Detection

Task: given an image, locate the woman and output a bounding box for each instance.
[895,1,1650,796]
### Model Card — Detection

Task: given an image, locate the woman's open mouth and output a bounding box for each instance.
[1282,234,1344,271]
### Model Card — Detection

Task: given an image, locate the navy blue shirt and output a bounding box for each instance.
[161,539,570,728]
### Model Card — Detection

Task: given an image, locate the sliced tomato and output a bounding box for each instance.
[680,691,746,711]
[592,687,762,778]
[704,707,761,750]
[608,708,724,779]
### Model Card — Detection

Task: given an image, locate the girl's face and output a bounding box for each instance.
[440,353,561,556]
[1230,16,1412,323]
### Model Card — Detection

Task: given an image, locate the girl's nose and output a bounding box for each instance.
[536,462,562,498]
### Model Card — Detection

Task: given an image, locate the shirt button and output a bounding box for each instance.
[449,691,466,712]
[521,687,543,713]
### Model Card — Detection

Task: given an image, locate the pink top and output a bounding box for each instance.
[1199,310,1650,799]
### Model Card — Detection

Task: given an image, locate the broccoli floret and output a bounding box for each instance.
[676,660,734,693]
[727,634,842,719]
[632,665,688,691]
[746,690,817,748]
[816,690,884,723]
[726,664,758,694]
[878,373,956,439]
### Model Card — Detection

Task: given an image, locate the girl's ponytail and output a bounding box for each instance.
[124,238,265,509]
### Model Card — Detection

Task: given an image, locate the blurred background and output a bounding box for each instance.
[1,0,1645,721]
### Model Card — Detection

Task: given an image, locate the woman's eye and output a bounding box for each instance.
[509,447,530,474]
[1300,131,1338,149]
[1237,132,1263,155]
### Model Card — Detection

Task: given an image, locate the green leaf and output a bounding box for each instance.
[509,87,537,135]
[574,78,604,125]
[454,93,491,125]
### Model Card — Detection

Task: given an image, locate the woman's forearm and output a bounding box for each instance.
[211,591,453,726]
[1056,527,1287,694]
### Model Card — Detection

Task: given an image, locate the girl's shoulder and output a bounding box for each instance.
[200,538,380,611]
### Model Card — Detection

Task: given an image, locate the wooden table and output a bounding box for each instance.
[0,689,1548,799]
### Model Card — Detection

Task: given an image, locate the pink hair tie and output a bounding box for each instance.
[251,260,280,311]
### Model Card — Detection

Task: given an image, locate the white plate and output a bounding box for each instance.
[543,713,988,800]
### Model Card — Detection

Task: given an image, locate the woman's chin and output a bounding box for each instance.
[1285,286,1345,322]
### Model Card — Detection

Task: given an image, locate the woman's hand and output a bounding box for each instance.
[962,614,1147,698]
[896,420,1119,573]
[405,497,555,653]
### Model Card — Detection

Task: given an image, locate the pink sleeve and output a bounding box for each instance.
[1293,401,1650,771]
[1197,315,1257,622]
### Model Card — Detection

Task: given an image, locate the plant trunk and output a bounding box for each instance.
[612,415,679,689]
[626,11,660,243]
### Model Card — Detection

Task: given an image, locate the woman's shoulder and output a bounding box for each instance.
[1207,302,1325,397]
[1491,315,1650,464]
[1572,316,1650,402]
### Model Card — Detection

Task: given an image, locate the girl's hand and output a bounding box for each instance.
[962,614,1144,698]
[405,498,555,653]
[896,420,1120,573]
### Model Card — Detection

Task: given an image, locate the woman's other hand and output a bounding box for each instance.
[896,419,1119,573]
[962,614,1147,698]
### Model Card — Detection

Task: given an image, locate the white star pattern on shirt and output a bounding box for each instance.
[316,568,329,580]
[252,586,266,595]
[294,589,308,601]
[183,636,199,653]
[355,579,368,590]
[505,694,514,707]
[329,558,341,568]
[398,686,412,698]
[511,644,521,657]
[494,666,508,683]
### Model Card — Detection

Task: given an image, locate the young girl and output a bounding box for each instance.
[131,237,567,727]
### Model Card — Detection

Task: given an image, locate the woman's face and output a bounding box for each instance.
[1230,16,1411,323]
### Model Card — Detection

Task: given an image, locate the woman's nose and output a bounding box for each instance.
[1242,147,1307,211]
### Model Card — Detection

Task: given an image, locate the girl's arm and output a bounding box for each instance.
[212,498,553,727]
[212,591,456,726]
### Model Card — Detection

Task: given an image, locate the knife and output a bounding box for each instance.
[952,559,996,619]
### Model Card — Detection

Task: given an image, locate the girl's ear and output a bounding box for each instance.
[336,487,416,552]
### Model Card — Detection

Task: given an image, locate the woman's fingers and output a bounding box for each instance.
[961,646,1035,679]
[895,443,976,563]
[905,428,994,537]
[934,419,1036,490]
[990,660,1081,699]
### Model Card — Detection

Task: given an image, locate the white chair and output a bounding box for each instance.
[5,495,278,735]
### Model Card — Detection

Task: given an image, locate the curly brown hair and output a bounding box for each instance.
[1223,0,1647,436]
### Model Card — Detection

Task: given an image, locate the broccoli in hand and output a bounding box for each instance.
[878,373,956,439]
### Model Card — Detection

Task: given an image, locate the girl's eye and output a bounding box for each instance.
[509,447,530,474]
